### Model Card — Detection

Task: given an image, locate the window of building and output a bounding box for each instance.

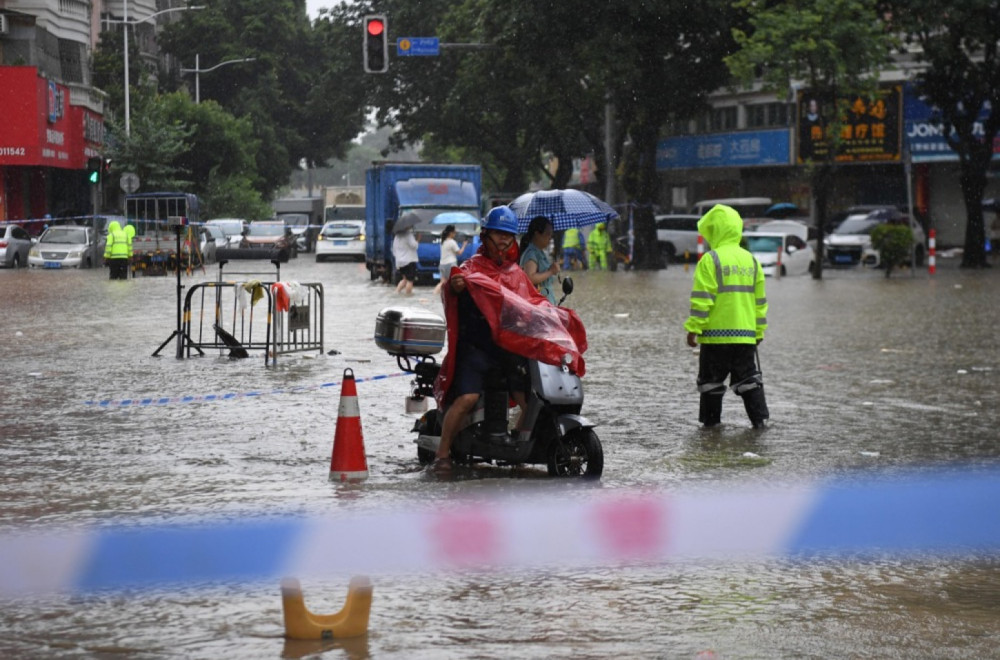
[709,106,738,132]
[746,102,790,128]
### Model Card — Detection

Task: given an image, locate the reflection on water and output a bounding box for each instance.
[2,259,1000,657]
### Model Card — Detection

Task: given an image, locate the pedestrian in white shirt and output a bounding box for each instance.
[434,224,466,295]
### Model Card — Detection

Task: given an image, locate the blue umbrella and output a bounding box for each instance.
[765,202,800,219]
[508,189,619,233]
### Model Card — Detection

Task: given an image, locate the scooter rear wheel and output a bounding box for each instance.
[547,429,603,478]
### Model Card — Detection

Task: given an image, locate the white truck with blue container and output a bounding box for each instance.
[365,162,482,283]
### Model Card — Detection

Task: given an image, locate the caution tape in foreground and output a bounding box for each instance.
[1,468,998,597]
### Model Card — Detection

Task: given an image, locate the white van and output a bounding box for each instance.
[691,197,773,219]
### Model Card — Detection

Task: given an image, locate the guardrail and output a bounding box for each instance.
[178,258,324,365]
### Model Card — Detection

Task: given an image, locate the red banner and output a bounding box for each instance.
[0,66,103,169]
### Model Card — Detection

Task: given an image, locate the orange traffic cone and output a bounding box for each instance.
[329,368,369,482]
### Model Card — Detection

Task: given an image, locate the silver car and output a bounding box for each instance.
[28,225,106,269]
[0,224,33,268]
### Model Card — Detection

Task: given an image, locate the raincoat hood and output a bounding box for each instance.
[108,220,122,233]
[697,204,743,249]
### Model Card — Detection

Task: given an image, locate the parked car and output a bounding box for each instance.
[202,224,228,254]
[27,224,106,269]
[205,218,248,247]
[243,221,296,258]
[745,232,816,277]
[691,197,773,219]
[825,207,926,267]
[0,224,34,268]
[315,220,365,262]
[654,213,704,262]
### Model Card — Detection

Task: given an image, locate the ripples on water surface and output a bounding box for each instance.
[2,258,999,657]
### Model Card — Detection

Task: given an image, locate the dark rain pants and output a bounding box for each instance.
[696,343,769,428]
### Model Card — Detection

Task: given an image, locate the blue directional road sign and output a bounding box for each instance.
[396,37,440,57]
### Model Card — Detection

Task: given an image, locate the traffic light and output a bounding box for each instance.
[363,15,388,73]
[86,157,102,185]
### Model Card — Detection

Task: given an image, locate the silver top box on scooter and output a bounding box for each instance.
[374,306,446,356]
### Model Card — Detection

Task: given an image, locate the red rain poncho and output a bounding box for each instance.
[433,246,588,407]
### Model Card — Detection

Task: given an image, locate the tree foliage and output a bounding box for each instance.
[871,222,913,277]
[157,0,367,196]
[883,0,1000,268]
[726,0,895,279]
[363,0,735,269]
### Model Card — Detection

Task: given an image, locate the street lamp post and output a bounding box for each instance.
[112,4,206,136]
[179,55,257,104]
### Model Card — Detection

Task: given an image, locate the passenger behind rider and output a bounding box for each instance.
[433,206,535,471]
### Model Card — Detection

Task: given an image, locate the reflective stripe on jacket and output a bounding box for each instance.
[683,204,767,344]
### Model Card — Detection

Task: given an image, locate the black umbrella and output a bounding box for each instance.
[393,212,421,234]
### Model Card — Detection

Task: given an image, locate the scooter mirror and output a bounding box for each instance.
[562,277,574,296]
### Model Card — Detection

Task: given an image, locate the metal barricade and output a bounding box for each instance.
[179,260,324,365]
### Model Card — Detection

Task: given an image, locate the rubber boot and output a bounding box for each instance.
[699,393,723,427]
[741,386,769,429]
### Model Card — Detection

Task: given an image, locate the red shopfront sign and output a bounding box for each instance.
[0,66,103,169]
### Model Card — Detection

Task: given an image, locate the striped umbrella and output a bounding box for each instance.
[508,189,619,233]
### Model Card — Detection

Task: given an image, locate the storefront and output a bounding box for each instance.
[903,83,1000,247]
[0,66,104,229]
[655,83,999,249]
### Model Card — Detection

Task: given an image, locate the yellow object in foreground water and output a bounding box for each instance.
[281,576,373,639]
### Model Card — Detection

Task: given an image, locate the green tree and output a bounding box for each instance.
[105,91,194,194]
[158,0,368,197]
[365,0,735,269]
[883,0,1000,269]
[871,222,913,278]
[726,0,895,279]
[597,1,737,269]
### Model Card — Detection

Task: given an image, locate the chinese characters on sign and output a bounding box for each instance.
[797,86,901,164]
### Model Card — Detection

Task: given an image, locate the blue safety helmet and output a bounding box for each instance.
[482,205,518,234]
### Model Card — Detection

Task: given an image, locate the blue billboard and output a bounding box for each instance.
[904,83,1000,163]
[656,129,791,170]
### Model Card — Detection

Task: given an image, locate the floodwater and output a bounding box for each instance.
[2,254,1000,658]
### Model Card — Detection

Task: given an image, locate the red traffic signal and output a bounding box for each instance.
[363,15,388,73]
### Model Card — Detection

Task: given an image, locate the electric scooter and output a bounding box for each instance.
[375,278,603,478]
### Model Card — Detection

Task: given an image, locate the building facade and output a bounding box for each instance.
[657,76,1000,249]
[0,0,172,225]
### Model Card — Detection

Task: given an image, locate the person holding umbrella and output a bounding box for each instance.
[392,213,420,295]
[519,215,560,304]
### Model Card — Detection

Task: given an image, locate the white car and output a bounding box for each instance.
[825,208,926,267]
[28,225,106,269]
[205,218,248,248]
[745,232,816,277]
[315,220,365,262]
[654,214,704,262]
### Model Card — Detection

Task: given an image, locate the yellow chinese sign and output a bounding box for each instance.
[797,86,902,164]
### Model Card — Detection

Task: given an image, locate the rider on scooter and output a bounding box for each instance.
[432,206,588,471]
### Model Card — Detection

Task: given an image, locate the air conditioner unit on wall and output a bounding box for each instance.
[0,15,9,36]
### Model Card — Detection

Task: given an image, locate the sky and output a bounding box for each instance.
[305,0,332,19]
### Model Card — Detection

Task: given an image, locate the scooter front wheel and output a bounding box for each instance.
[547,428,603,478]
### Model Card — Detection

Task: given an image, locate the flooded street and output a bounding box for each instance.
[2,256,1000,658]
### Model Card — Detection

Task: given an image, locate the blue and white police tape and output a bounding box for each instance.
[82,372,407,408]
[2,468,999,597]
